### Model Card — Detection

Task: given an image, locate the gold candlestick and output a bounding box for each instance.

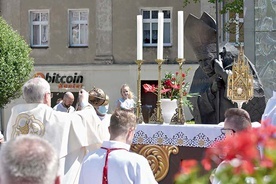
[135,60,144,124]
[149,59,164,124]
[171,58,186,125]
[227,47,254,108]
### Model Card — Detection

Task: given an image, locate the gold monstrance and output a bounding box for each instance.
[227,47,254,108]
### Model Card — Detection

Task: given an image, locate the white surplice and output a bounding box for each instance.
[98,113,111,140]
[79,141,158,184]
[261,91,276,125]
[6,103,110,184]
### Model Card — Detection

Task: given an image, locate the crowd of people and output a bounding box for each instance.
[0,78,148,184]
[0,76,275,184]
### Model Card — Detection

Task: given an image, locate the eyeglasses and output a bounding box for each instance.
[220,128,236,135]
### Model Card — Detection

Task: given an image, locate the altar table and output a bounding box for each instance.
[131,124,225,184]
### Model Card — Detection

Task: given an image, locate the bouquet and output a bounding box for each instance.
[143,68,197,109]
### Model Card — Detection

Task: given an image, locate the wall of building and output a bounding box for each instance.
[2,64,198,134]
[0,0,203,133]
[1,0,201,66]
[112,0,200,64]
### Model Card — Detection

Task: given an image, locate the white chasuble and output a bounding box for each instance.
[6,103,109,184]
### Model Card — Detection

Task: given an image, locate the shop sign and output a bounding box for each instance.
[33,72,84,89]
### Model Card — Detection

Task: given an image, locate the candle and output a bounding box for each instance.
[157,12,164,60]
[178,11,184,59]
[137,15,143,60]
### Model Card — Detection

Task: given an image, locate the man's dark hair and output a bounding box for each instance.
[224,108,251,132]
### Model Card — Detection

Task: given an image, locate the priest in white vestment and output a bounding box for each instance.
[261,91,276,125]
[91,89,112,140]
[6,77,109,184]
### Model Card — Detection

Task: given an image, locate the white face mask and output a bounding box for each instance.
[97,104,109,116]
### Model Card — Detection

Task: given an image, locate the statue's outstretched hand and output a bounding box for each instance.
[214,59,230,83]
[214,59,224,75]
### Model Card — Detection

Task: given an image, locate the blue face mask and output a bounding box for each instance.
[97,105,109,116]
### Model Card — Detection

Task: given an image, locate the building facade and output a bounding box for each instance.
[0,0,205,132]
[1,0,274,132]
[0,0,202,65]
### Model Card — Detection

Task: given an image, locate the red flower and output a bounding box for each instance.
[183,91,187,96]
[163,79,179,89]
[143,84,157,93]
[142,69,196,104]
[175,120,276,183]
[161,88,171,94]
[201,158,212,171]
[260,157,274,168]
[180,159,198,174]
[240,160,255,174]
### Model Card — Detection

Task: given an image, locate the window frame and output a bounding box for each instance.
[29,9,50,48]
[225,12,244,46]
[68,9,89,47]
[141,7,172,47]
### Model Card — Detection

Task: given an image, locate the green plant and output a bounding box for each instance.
[143,68,197,109]
[0,17,34,108]
[183,0,244,43]
[183,0,243,14]
[175,121,276,184]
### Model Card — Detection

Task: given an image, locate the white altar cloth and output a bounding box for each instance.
[132,124,225,148]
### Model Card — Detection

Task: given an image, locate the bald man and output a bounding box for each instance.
[53,92,75,113]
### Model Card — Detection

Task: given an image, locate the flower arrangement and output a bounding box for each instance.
[143,68,196,109]
[174,121,276,184]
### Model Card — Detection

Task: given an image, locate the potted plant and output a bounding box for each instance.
[143,68,197,123]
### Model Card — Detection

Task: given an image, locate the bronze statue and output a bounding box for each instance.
[185,12,266,124]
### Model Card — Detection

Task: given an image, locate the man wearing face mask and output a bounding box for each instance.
[95,96,111,126]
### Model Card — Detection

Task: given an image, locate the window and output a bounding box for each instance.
[142,8,172,47]
[69,9,89,47]
[30,10,49,47]
[225,12,244,45]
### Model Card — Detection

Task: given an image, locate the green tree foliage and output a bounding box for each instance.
[183,0,244,43]
[0,17,34,108]
[183,0,243,14]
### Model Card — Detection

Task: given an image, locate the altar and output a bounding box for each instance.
[131,124,224,184]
